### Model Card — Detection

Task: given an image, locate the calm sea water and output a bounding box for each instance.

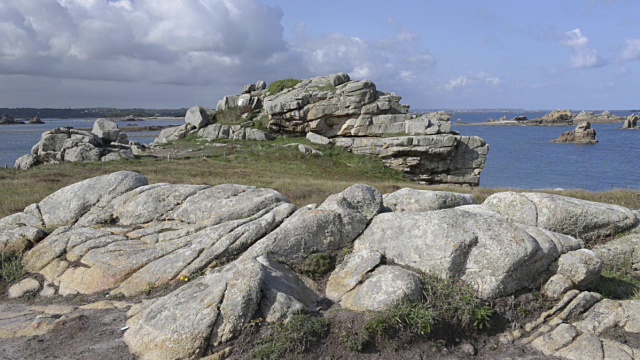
[1,113,638,192]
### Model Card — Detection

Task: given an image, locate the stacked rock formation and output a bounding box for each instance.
[14,119,146,169]
[552,121,598,144]
[2,172,639,359]
[574,110,626,124]
[534,110,575,125]
[262,73,488,186]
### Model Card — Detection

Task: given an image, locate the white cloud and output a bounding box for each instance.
[0,0,290,86]
[443,73,501,92]
[621,39,640,61]
[560,28,604,69]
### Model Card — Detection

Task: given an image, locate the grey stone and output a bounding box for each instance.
[306,132,331,145]
[530,323,579,356]
[326,247,382,301]
[483,192,638,242]
[556,249,602,290]
[554,334,604,359]
[543,274,575,298]
[383,188,476,212]
[185,106,214,129]
[37,171,148,228]
[92,118,120,143]
[14,154,42,170]
[8,278,41,298]
[339,265,422,311]
[351,207,582,298]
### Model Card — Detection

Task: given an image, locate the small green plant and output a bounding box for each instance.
[0,252,27,285]
[252,314,329,359]
[341,333,366,352]
[472,305,494,330]
[365,301,435,336]
[268,79,302,95]
[300,253,334,280]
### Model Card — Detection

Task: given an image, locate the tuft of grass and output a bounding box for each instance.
[268,79,301,96]
[346,274,494,353]
[215,105,255,126]
[594,259,640,300]
[0,252,27,285]
[299,253,334,280]
[252,314,329,359]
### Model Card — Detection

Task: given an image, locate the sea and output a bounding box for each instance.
[1,111,638,192]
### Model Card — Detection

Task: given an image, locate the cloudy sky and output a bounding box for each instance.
[0,0,638,110]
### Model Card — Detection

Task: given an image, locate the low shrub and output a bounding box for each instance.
[268,79,301,96]
[300,253,334,280]
[215,105,254,125]
[252,314,329,359]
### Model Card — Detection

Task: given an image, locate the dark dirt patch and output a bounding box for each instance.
[0,307,134,360]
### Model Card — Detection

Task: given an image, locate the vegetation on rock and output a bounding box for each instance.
[268,78,301,95]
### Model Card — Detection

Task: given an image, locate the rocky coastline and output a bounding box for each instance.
[458,109,635,127]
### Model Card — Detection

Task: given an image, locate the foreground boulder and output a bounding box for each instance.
[552,121,598,144]
[483,192,638,242]
[622,114,639,129]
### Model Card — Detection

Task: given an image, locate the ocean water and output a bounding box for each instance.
[1,113,638,192]
[0,118,183,168]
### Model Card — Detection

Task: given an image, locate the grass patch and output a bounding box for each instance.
[252,314,329,359]
[0,252,27,285]
[215,105,255,126]
[268,79,301,96]
[344,274,494,352]
[299,253,334,280]
[594,259,640,300]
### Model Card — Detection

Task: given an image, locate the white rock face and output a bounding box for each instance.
[383,188,476,212]
[185,105,214,129]
[92,118,120,143]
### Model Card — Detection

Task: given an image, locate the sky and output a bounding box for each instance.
[0,0,639,110]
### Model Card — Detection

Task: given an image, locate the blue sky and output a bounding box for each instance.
[0,0,638,110]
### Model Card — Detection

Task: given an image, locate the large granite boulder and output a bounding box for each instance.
[92,118,120,143]
[482,192,638,243]
[185,105,215,129]
[328,206,583,302]
[552,121,598,144]
[383,188,476,212]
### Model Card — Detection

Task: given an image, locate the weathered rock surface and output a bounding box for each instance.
[329,207,583,301]
[4,172,640,359]
[185,105,215,129]
[483,191,638,242]
[574,110,625,125]
[334,134,488,186]
[534,110,575,125]
[14,119,147,169]
[383,188,476,212]
[592,232,640,274]
[552,121,598,144]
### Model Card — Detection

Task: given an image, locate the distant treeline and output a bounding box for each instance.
[0,108,188,119]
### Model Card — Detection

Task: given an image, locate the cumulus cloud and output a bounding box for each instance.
[0,0,291,86]
[443,73,501,92]
[560,28,604,69]
[291,24,435,86]
[620,39,640,61]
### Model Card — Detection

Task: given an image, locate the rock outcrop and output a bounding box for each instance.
[14,119,146,169]
[152,105,274,146]
[534,110,575,125]
[1,114,24,124]
[258,73,488,186]
[552,121,598,144]
[622,114,639,129]
[2,173,640,359]
[574,110,625,124]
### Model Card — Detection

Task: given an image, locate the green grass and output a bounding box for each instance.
[344,274,494,352]
[268,79,302,96]
[252,314,329,359]
[593,259,640,300]
[0,252,27,285]
[215,105,255,126]
[299,253,334,280]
